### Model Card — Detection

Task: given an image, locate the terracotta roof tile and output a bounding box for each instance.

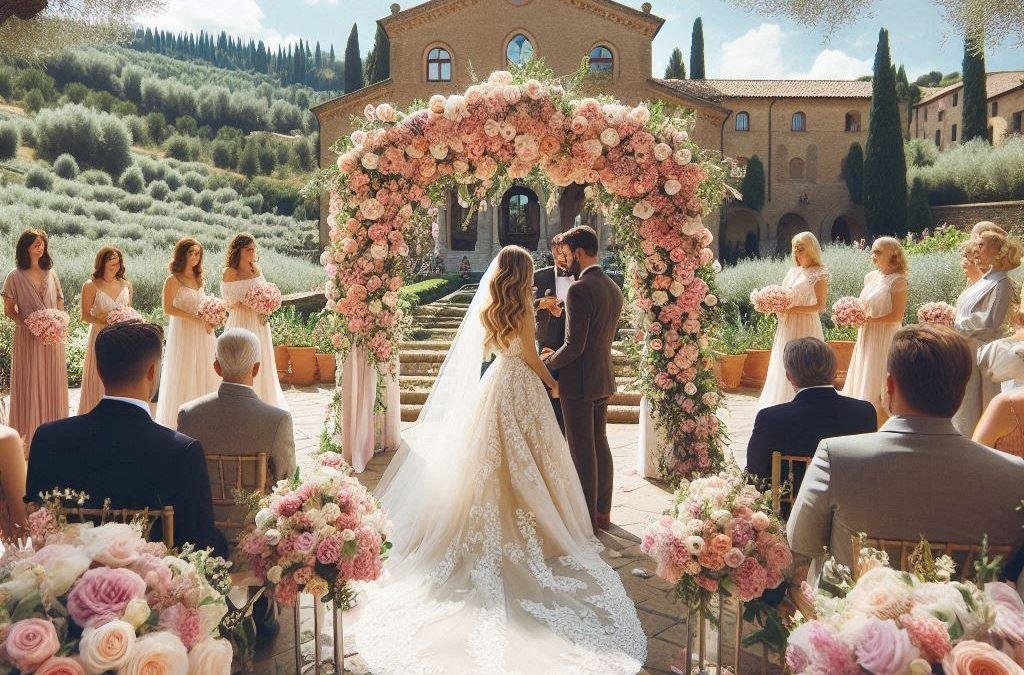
[915,71,1024,106]
[655,78,873,101]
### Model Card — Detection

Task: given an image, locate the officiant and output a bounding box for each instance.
[535,235,574,433]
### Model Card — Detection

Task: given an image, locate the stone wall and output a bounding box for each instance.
[931,200,1024,231]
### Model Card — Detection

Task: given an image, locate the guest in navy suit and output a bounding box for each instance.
[27,322,227,557]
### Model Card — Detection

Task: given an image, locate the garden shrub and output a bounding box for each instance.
[53,153,80,179]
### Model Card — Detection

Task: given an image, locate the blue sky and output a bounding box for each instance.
[138,0,1022,80]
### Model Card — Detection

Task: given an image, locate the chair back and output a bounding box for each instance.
[63,505,174,549]
[854,535,1014,581]
[770,451,813,514]
[206,452,269,542]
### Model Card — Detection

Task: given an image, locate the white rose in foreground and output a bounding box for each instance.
[651,291,669,306]
[674,148,692,165]
[187,638,232,675]
[79,620,136,674]
[122,598,152,629]
[22,544,91,597]
[81,523,143,568]
[121,632,187,675]
[254,508,275,529]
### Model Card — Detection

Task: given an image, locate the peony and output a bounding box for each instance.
[847,616,920,675]
[36,657,86,675]
[942,640,1021,675]
[6,618,61,672]
[187,638,232,675]
[67,567,148,629]
[848,567,914,620]
[78,620,136,674]
[522,79,544,100]
[81,523,144,568]
[120,632,188,675]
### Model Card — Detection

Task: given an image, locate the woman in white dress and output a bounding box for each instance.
[350,246,645,675]
[79,245,133,414]
[757,231,830,410]
[221,233,286,409]
[842,237,908,420]
[155,237,220,428]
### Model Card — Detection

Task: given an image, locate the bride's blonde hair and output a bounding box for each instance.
[482,246,534,355]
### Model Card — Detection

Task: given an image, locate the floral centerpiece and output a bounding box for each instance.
[917,301,956,327]
[832,296,867,328]
[242,281,282,320]
[104,306,143,325]
[0,489,237,674]
[24,308,70,346]
[750,285,794,315]
[238,452,392,608]
[196,297,228,328]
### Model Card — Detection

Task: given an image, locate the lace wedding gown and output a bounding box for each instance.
[350,263,645,674]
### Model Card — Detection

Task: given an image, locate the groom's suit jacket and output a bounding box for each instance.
[546,266,623,401]
[533,266,566,352]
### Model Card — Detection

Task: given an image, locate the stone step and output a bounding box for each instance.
[399,340,632,353]
[401,358,636,377]
[400,388,641,406]
[398,374,638,389]
[401,403,639,424]
[413,306,468,318]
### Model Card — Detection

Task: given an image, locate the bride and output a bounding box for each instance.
[351,246,646,674]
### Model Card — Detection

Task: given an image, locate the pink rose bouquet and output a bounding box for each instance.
[238,452,392,607]
[196,297,228,327]
[917,301,956,327]
[24,308,70,346]
[832,296,867,328]
[242,280,282,317]
[105,306,143,325]
[750,285,794,315]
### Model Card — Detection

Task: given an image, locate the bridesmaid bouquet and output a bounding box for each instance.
[242,280,282,319]
[24,308,70,346]
[918,301,956,327]
[750,285,794,315]
[105,306,143,325]
[196,297,228,328]
[238,452,392,608]
[831,296,867,327]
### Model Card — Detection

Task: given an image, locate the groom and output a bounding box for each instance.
[543,225,623,532]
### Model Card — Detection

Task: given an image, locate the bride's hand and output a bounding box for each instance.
[549,381,560,399]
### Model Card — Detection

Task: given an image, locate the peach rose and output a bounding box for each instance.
[78,620,136,673]
[187,638,232,675]
[6,619,60,673]
[36,657,86,675]
[120,632,187,675]
[942,640,1021,675]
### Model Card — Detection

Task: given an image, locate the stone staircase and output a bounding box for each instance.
[399,286,641,423]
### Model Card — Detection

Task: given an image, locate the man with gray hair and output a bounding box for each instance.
[745,337,876,504]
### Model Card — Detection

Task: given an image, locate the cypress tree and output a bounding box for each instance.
[862,29,908,237]
[907,177,933,231]
[844,142,864,204]
[664,47,685,79]
[961,36,988,142]
[740,155,765,212]
[343,24,364,93]
[690,18,705,80]
[369,25,390,84]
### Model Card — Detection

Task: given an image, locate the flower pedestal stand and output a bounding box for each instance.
[673,599,776,675]
[293,596,346,674]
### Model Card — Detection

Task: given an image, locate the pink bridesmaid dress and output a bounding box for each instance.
[2,268,69,447]
[78,282,131,415]
[221,275,287,410]
[155,284,219,428]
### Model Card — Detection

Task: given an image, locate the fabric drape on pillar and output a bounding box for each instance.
[341,346,401,473]
[637,397,664,479]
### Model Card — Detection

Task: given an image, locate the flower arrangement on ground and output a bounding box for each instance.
[238,452,392,608]
[24,308,70,346]
[242,281,282,321]
[196,297,227,328]
[786,538,1024,674]
[104,306,143,325]
[917,301,956,327]
[832,296,867,328]
[1,489,236,674]
[750,285,795,315]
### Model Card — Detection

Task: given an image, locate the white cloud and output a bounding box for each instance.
[803,49,872,79]
[717,22,871,79]
[136,0,300,48]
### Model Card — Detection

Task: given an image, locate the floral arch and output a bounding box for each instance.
[317,65,734,481]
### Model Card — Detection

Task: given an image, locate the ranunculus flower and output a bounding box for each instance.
[120,632,188,675]
[6,619,60,672]
[942,640,1021,675]
[78,620,135,674]
[36,657,86,675]
[359,198,384,220]
[67,567,148,629]
[187,638,232,675]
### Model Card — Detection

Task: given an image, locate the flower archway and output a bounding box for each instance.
[317,64,734,481]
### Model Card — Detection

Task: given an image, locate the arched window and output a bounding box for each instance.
[588,45,613,74]
[735,111,750,132]
[791,111,806,132]
[506,34,534,66]
[844,111,861,132]
[426,47,452,82]
[789,157,805,180]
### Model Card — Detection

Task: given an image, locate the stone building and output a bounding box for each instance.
[313,0,872,267]
[911,71,1024,150]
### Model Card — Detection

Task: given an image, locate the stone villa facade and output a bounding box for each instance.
[912,71,1024,150]
[313,0,873,267]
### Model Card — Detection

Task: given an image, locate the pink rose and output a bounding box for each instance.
[848,617,920,675]
[724,548,745,568]
[6,619,60,672]
[67,567,148,629]
[942,640,1021,675]
[35,657,85,675]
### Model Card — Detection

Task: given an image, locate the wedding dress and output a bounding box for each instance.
[350,260,646,675]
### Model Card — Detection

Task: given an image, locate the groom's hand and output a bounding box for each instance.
[540,347,555,360]
[536,296,563,317]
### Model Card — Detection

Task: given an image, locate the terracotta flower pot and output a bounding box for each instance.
[827,340,856,388]
[716,352,748,391]
[742,349,771,388]
[287,346,317,386]
[274,345,291,383]
[316,353,337,383]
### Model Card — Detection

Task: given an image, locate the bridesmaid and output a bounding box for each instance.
[952,227,1021,436]
[757,231,830,410]
[221,232,287,409]
[2,229,69,447]
[79,246,133,414]
[155,237,220,428]
[842,237,909,421]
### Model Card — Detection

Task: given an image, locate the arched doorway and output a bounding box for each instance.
[500,185,540,250]
[831,216,852,244]
[721,208,760,264]
[558,183,587,231]
[776,212,808,254]
[448,189,479,251]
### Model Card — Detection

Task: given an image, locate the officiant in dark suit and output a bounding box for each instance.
[535,236,574,433]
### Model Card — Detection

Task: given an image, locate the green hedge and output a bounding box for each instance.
[398,274,461,308]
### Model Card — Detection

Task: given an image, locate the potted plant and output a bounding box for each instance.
[742,314,776,387]
[311,312,337,384]
[825,324,858,387]
[281,308,318,386]
[270,309,296,384]
[711,320,748,391]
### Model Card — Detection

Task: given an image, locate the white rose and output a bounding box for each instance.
[484,119,501,137]
[651,291,669,306]
[663,179,682,196]
[582,138,603,158]
[654,143,672,161]
[674,148,692,165]
[81,523,144,567]
[599,127,620,147]
[266,566,283,584]
[711,508,732,526]
[121,632,188,675]
[632,200,655,220]
[712,261,722,274]
[705,294,718,306]
[359,198,384,221]
[443,95,468,121]
[122,597,152,629]
[264,529,281,546]
[405,144,423,159]
[79,620,136,673]
[341,529,356,542]
[360,153,379,170]
[669,281,684,297]
[19,544,91,597]
[374,104,397,123]
[321,503,342,522]
[429,143,449,160]
[349,130,366,146]
[188,638,233,675]
[684,382,698,396]
[254,508,275,529]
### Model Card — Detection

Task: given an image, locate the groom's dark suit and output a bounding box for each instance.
[546,265,623,530]
[534,265,567,432]
[26,399,228,557]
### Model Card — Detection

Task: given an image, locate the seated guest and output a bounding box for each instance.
[177,327,296,534]
[787,325,1024,578]
[26,322,227,557]
[0,425,27,539]
[746,337,876,507]
[973,388,1024,458]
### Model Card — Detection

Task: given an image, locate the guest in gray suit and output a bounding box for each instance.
[788,324,1024,579]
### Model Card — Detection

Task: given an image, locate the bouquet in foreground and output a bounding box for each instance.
[24,309,70,346]
[105,306,143,325]
[787,538,1024,674]
[0,490,236,674]
[238,452,392,608]
[196,297,228,328]
[242,281,282,321]
[918,302,956,327]
[832,296,867,328]
[750,285,794,315]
